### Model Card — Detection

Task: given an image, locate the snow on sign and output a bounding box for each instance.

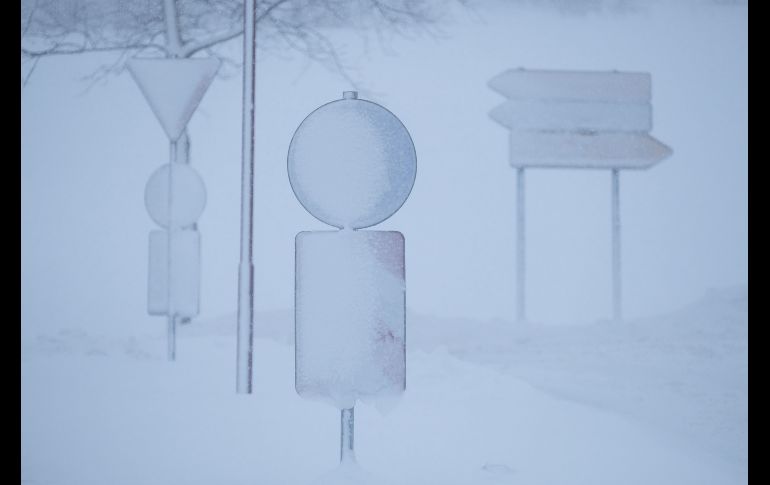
[289,91,415,469]
[488,68,673,323]
[144,163,207,229]
[147,229,200,317]
[128,57,220,362]
[488,68,671,169]
[507,132,672,169]
[127,58,220,142]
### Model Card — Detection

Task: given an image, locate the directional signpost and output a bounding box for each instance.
[488,68,672,321]
[128,57,220,360]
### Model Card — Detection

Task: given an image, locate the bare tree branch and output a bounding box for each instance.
[181,27,243,57]
[20,0,458,86]
[22,42,167,58]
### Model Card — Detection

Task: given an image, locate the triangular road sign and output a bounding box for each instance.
[127,58,221,141]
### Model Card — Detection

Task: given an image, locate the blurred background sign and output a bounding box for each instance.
[489,68,672,322]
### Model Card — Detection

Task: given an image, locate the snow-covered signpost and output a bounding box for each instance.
[488,69,672,322]
[288,91,416,472]
[128,58,220,360]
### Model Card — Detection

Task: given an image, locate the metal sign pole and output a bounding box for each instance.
[236,0,256,393]
[516,167,526,323]
[340,407,355,463]
[167,139,177,361]
[611,168,622,321]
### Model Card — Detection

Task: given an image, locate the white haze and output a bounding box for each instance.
[20,2,748,483]
[21,1,746,332]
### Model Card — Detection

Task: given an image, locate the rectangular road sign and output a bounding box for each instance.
[128,58,220,141]
[489,68,671,170]
[509,131,672,169]
[488,69,651,103]
[295,230,405,409]
[489,99,651,133]
[148,229,201,317]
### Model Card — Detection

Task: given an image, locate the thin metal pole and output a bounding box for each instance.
[611,169,622,321]
[340,407,355,463]
[167,315,176,360]
[236,0,256,393]
[167,140,177,361]
[516,167,526,322]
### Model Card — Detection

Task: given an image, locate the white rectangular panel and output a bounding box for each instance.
[295,230,405,409]
[148,229,200,317]
[489,99,651,132]
[488,69,651,103]
[509,132,672,169]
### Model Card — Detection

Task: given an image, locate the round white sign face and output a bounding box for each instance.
[287,95,416,229]
[145,163,207,228]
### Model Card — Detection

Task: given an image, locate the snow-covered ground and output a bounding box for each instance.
[21,286,747,484]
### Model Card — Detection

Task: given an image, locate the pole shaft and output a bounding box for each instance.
[167,315,176,360]
[516,167,526,322]
[340,407,355,463]
[611,169,622,321]
[236,0,256,393]
[167,140,177,361]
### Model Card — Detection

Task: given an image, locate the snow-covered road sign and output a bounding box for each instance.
[144,163,207,229]
[127,58,220,142]
[507,132,672,169]
[288,91,416,466]
[489,69,671,169]
[148,229,200,317]
[488,68,672,322]
[128,57,220,361]
[295,230,406,408]
[488,69,651,102]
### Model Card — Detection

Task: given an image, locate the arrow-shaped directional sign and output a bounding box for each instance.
[488,68,673,324]
[488,68,671,169]
[127,58,220,141]
[508,132,672,169]
[488,69,651,102]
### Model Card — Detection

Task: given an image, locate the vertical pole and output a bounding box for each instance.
[167,315,176,360]
[237,0,256,393]
[516,167,526,322]
[611,169,622,321]
[177,131,194,326]
[167,140,177,361]
[340,407,355,463]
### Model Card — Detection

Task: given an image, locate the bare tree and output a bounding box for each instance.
[21,0,455,164]
[21,0,455,85]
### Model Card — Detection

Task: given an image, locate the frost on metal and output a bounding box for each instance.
[295,230,405,409]
[288,94,416,230]
[487,68,672,170]
[289,92,416,411]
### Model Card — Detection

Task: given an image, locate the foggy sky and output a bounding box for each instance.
[21,0,747,338]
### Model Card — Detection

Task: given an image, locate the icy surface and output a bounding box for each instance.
[287,97,416,229]
[144,163,206,228]
[295,230,405,409]
[127,58,220,141]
